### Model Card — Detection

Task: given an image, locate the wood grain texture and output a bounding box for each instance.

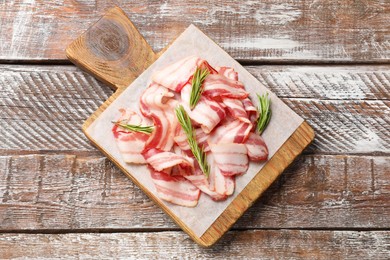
[1,0,389,62]
[1,154,388,231]
[70,14,315,244]
[66,7,156,89]
[1,230,389,259]
[1,65,388,155]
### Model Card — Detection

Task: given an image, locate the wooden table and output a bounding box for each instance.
[0,1,389,258]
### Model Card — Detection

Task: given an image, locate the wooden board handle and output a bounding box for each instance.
[66,6,157,90]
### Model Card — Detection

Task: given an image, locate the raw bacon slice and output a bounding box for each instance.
[174,128,210,154]
[215,66,238,81]
[207,153,235,196]
[143,148,194,172]
[222,98,250,123]
[214,164,235,196]
[152,56,217,92]
[180,84,226,133]
[210,143,249,176]
[150,167,200,207]
[112,109,150,164]
[208,119,252,144]
[182,162,228,201]
[140,83,175,115]
[203,74,249,100]
[242,97,258,126]
[140,83,178,151]
[245,133,268,161]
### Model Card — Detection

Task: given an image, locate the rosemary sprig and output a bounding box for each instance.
[256,93,272,135]
[189,67,210,110]
[175,105,209,177]
[112,121,154,134]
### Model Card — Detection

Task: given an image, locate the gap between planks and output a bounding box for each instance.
[1,60,390,66]
[1,227,390,235]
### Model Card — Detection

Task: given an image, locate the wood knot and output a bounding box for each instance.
[86,19,129,61]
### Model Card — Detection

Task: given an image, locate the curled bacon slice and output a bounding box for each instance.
[140,83,178,151]
[245,133,269,161]
[180,84,226,133]
[203,74,249,100]
[182,162,228,201]
[150,167,200,207]
[215,66,238,81]
[214,163,235,196]
[174,128,210,154]
[208,119,252,144]
[152,56,217,92]
[242,97,259,126]
[112,109,150,164]
[210,143,249,176]
[143,148,194,172]
[222,98,250,123]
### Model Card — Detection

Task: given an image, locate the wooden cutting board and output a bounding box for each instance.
[66,7,315,247]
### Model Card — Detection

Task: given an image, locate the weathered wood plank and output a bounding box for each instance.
[1,230,389,259]
[0,154,388,231]
[247,66,390,100]
[1,65,389,154]
[1,1,389,62]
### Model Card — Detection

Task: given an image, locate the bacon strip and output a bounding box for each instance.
[182,162,228,201]
[210,143,249,176]
[222,98,250,123]
[140,83,178,151]
[208,119,252,144]
[215,66,238,81]
[180,84,226,133]
[143,148,194,172]
[112,109,150,164]
[150,168,200,207]
[174,128,210,154]
[152,56,217,92]
[245,133,269,161]
[214,163,235,196]
[203,74,249,100]
[242,97,259,126]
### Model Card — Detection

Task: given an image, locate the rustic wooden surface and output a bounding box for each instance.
[66,7,314,246]
[1,0,389,63]
[0,0,389,258]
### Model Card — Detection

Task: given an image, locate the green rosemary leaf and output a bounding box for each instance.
[256,93,272,135]
[175,105,210,177]
[112,121,154,134]
[189,67,210,110]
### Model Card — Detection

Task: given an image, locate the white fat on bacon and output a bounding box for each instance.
[208,119,252,144]
[150,167,200,207]
[143,148,194,172]
[222,98,250,123]
[242,97,259,126]
[152,56,216,92]
[112,109,150,164]
[208,154,235,196]
[180,84,226,133]
[245,133,269,161]
[215,66,238,81]
[183,162,228,201]
[203,74,249,100]
[174,128,210,154]
[210,143,249,176]
[140,83,178,151]
[214,163,235,196]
